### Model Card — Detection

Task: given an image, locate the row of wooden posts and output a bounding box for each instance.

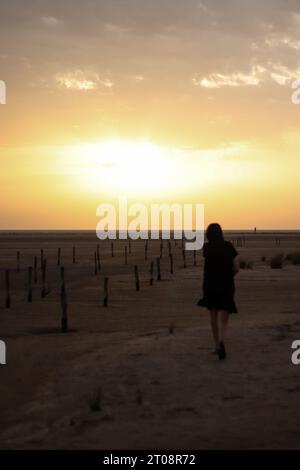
[5,248,192,307]
[3,239,199,333]
[14,236,285,274]
[232,237,282,247]
[14,240,186,274]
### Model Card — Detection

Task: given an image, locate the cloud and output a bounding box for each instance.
[193,65,266,88]
[41,16,63,27]
[269,63,300,85]
[193,63,300,88]
[55,70,114,91]
[104,23,131,34]
[55,71,98,90]
[100,78,114,88]
[265,36,300,50]
[133,75,145,82]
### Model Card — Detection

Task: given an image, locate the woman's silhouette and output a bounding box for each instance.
[198,223,239,360]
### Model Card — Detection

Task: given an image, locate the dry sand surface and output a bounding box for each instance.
[1,231,300,449]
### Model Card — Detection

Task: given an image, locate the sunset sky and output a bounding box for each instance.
[0,0,300,229]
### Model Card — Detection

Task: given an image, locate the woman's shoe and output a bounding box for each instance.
[218,341,226,360]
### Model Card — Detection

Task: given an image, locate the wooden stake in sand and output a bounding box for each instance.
[168,241,172,257]
[73,246,76,264]
[27,267,33,303]
[150,261,154,286]
[60,267,68,333]
[40,249,44,270]
[111,242,114,258]
[182,250,187,269]
[160,240,163,259]
[60,266,65,290]
[94,252,98,275]
[41,259,47,298]
[103,277,109,307]
[5,270,10,308]
[125,246,128,265]
[169,254,174,274]
[237,237,245,248]
[57,247,61,266]
[34,256,38,284]
[134,265,140,291]
[156,257,161,281]
[96,244,101,271]
[17,251,20,273]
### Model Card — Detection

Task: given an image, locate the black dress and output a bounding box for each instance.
[197,240,238,313]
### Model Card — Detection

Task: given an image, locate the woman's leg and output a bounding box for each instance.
[219,311,229,343]
[209,310,219,350]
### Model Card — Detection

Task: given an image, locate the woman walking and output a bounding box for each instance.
[198,223,239,360]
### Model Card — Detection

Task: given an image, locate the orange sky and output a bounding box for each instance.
[0,0,300,229]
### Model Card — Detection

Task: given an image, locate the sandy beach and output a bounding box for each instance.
[1,231,300,449]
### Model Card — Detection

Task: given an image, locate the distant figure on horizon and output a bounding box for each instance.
[197,223,239,360]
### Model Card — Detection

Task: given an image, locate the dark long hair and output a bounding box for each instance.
[206,223,224,242]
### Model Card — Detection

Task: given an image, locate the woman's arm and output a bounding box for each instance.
[233,256,240,275]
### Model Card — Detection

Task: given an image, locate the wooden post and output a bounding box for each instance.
[145,241,148,261]
[60,266,65,293]
[160,240,163,259]
[40,249,44,269]
[17,251,20,272]
[182,250,186,269]
[169,254,174,274]
[125,246,128,265]
[134,265,140,291]
[5,270,10,308]
[156,257,161,281]
[96,244,101,271]
[60,270,68,333]
[111,242,114,258]
[168,241,172,257]
[73,246,76,264]
[193,250,197,267]
[94,252,98,275]
[41,259,47,298]
[57,247,61,266]
[34,256,38,284]
[27,267,33,302]
[103,277,108,307]
[150,261,154,286]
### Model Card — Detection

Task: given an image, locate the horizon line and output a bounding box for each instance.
[0,229,300,233]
